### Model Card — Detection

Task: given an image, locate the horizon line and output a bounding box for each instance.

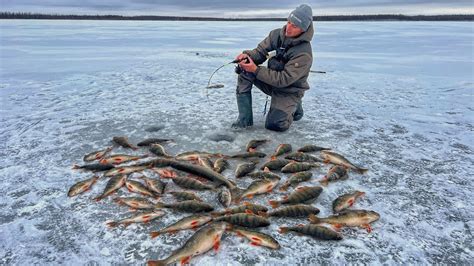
[1,11,474,19]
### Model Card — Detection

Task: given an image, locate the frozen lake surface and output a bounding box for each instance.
[0,20,473,264]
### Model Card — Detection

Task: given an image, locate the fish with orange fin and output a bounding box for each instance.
[247,168,281,180]
[156,169,215,191]
[147,222,227,266]
[319,165,349,186]
[104,165,149,177]
[106,211,165,228]
[83,147,113,162]
[309,210,380,233]
[149,143,173,157]
[271,144,292,159]
[320,150,368,174]
[175,151,222,161]
[139,175,167,195]
[261,204,320,218]
[72,163,115,172]
[114,197,157,210]
[281,162,319,173]
[153,168,177,178]
[246,139,269,152]
[230,226,280,249]
[285,152,321,163]
[217,186,232,207]
[112,136,138,150]
[125,179,158,198]
[279,171,312,191]
[279,224,342,240]
[210,202,268,217]
[169,191,203,202]
[235,161,257,178]
[99,154,148,165]
[268,186,323,208]
[213,212,270,228]
[332,191,365,213]
[150,214,213,238]
[236,175,280,202]
[213,158,229,173]
[68,176,100,197]
[260,158,292,171]
[297,145,331,153]
[93,175,127,201]
[198,156,214,170]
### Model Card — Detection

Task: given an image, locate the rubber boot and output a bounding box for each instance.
[231,92,253,128]
[293,101,304,121]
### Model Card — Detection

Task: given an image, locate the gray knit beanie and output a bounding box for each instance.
[288,4,313,32]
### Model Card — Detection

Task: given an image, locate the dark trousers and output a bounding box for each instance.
[236,72,303,132]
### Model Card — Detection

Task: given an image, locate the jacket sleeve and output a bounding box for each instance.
[255,52,312,88]
[242,32,275,65]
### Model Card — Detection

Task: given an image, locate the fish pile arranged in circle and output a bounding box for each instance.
[69,136,380,265]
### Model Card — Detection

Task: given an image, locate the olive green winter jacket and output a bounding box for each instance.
[243,22,314,94]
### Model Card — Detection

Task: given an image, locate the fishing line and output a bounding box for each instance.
[206,58,249,100]
[206,62,232,100]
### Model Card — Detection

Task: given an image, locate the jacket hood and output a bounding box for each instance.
[280,21,314,47]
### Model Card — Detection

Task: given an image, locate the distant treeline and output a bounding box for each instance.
[1,12,473,21]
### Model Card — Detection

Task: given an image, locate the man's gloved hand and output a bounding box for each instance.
[239,56,257,73]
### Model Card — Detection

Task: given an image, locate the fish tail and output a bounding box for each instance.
[278,227,289,234]
[71,164,81,169]
[150,231,161,239]
[106,221,118,228]
[147,260,166,266]
[319,177,328,186]
[268,200,280,209]
[230,187,243,202]
[113,198,124,205]
[154,202,165,208]
[357,191,366,197]
[308,214,320,224]
[93,195,103,202]
[357,168,369,174]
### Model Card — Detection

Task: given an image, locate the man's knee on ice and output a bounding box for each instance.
[265,109,292,132]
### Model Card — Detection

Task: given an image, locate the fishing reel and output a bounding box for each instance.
[233,57,250,74]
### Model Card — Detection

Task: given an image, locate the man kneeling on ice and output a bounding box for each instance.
[232,4,314,132]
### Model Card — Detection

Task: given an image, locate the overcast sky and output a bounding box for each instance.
[1,0,473,17]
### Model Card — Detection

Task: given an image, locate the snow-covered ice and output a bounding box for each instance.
[0,20,473,264]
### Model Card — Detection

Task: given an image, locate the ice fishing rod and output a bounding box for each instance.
[205,57,326,102]
[205,58,250,99]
